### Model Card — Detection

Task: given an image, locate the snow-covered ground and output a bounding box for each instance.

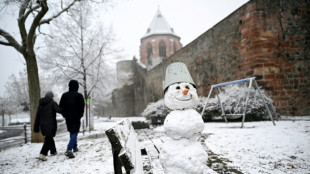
[0,116,309,174]
[203,120,310,174]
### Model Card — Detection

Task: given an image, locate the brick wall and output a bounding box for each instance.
[140,35,182,66]
[131,0,310,116]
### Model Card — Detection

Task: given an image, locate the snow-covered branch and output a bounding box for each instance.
[39,0,78,25]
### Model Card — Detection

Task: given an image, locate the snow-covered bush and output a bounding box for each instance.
[141,84,278,123]
[141,99,171,125]
[197,84,278,121]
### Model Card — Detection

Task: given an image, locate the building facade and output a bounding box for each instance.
[139,9,183,68]
[111,0,310,117]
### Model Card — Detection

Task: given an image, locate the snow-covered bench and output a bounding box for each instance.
[105,119,164,174]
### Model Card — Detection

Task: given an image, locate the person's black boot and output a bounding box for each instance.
[65,150,75,159]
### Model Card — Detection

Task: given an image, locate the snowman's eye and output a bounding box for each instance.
[185,86,190,89]
[176,86,180,90]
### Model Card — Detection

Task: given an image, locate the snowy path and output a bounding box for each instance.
[0,117,309,174]
[0,118,116,174]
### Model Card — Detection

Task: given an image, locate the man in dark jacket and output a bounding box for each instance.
[60,80,85,159]
[34,91,62,161]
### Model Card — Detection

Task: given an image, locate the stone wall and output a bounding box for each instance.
[131,0,310,116]
[117,60,134,87]
[112,84,135,116]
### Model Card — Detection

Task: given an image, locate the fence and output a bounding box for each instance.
[0,124,31,150]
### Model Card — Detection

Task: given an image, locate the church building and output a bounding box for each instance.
[139,9,183,68]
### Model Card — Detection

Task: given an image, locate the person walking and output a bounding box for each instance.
[34,91,62,161]
[60,80,85,159]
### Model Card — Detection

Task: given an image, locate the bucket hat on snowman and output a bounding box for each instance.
[163,62,196,92]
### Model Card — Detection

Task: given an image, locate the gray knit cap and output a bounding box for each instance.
[45,91,54,99]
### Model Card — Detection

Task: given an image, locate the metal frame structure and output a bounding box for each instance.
[201,77,276,128]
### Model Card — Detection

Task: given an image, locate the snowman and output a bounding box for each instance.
[160,62,210,174]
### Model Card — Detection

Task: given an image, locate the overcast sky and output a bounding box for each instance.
[0,0,248,96]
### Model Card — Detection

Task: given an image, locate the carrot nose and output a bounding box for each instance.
[182,88,189,95]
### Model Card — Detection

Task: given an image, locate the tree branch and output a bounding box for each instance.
[27,0,49,53]
[17,0,30,47]
[24,4,41,20]
[39,0,78,25]
[63,33,81,60]
[0,40,10,46]
[0,28,24,54]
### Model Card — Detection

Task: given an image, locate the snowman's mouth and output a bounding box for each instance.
[174,94,192,101]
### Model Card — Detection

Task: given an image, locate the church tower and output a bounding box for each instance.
[140,9,182,68]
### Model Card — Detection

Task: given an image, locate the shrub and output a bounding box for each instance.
[197,84,278,122]
[141,84,278,122]
[141,99,170,125]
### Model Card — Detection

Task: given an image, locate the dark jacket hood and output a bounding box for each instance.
[69,80,79,92]
[39,97,53,106]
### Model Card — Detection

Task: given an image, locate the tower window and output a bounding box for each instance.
[173,42,177,53]
[147,43,153,65]
[159,41,166,58]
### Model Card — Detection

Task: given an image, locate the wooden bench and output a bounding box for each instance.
[105,119,165,174]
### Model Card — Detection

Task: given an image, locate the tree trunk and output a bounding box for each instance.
[84,88,88,129]
[0,0,80,142]
[1,111,4,126]
[25,54,43,143]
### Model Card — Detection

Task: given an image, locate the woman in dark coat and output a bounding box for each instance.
[34,91,62,161]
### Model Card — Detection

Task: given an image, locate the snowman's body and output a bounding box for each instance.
[160,82,209,174]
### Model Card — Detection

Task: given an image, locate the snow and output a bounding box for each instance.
[198,84,276,117]
[3,112,64,125]
[161,109,209,173]
[203,120,310,174]
[161,81,210,173]
[164,83,198,110]
[0,116,309,174]
[0,116,143,174]
[160,138,211,174]
[115,119,144,174]
[164,109,204,140]
[141,99,166,118]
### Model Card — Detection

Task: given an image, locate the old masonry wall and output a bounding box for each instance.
[114,0,310,116]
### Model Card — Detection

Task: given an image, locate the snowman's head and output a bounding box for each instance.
[164,82,198,110]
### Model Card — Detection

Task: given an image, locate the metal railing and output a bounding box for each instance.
[0,123,31,150]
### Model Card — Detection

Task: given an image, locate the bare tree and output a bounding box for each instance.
[4,68,56,113]
[39,1,117,129]
[5,70,29,113]
[1,93,21,126]
[1,70,29,126]
[1,98,5,126]
[0,0,79,142]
